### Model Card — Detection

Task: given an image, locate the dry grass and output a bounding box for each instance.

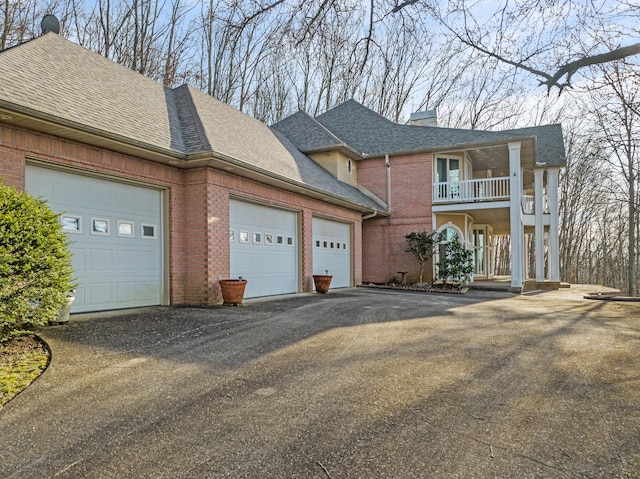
[0,335,49,406]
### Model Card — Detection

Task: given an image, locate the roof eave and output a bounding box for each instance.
[0,100,186,164]
[185,151,387,215]
[302,143,364,160]
[361,135,539,159]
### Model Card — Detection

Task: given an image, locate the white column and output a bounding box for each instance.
[534,169,545,282]
[508,142,523,288]
[523,233,530,279]
[548,168,561,282]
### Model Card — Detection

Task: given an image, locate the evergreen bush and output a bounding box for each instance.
[436,235,473,284]
[0,182,74,341]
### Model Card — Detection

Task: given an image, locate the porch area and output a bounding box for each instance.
[469,275,569,294]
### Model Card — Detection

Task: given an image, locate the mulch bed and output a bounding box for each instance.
[0,334,47,360]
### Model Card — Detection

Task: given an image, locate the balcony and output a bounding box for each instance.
[433,177,510,204]
[521,195,549,214]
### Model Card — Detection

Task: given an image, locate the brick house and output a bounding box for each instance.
[273,101,566,289]
[0,33,565,313]
[0,33,387,312]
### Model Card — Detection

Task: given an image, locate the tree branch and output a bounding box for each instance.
[546,43,640,90]
[458,32,640,93]
[236,0,286,30]
[391,0,420,14]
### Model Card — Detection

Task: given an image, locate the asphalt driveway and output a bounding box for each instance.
[1,286,639,478]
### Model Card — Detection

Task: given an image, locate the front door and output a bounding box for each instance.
[472,225,493,279]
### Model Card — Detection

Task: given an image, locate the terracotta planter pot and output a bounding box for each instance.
[312,275,333,294]
[219,279,247,306]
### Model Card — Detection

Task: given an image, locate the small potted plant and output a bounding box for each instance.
[219,277,247,306]
[312,270,333,294]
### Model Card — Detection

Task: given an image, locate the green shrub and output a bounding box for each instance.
[436,235,473,284]
[0,182,74,341]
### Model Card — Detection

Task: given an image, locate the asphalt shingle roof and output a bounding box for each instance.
[274,99,566,166]
[0,33,385,212]
[0,32,175,151]
[270,111,345,152]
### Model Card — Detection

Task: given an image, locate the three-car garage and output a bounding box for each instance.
[25,168,354,310]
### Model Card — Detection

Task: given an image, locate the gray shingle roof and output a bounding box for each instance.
[503,124,566,167]
[0,34,385,212]
[271,110,345,152]
[276,99,566,166]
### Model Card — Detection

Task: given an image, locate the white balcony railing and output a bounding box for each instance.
[521,195,550,214]
[433,177,510,203]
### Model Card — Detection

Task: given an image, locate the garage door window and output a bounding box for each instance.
[91,217,110,236]
[141,223,156,239]
[117,221,134,238]
[265,233,273,245]
[61,214,82,234]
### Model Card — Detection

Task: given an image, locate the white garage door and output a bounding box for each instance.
[312,217,351,289]
[25,165,164,313]
[229,200,298,298]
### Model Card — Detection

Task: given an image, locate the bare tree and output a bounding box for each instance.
[413,0,640,93]
[558,118,610,285]
[580,58,640,294]
[1,0,71,49]
[161,0,194,87]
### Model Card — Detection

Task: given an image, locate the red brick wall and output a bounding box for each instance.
[0,123,189,304]
[358,153,433,283]
[202,168,363,302]
[0,123,364,306]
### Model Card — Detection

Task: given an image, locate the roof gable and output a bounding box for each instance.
[271,110,344,152]
[0,34,385,212]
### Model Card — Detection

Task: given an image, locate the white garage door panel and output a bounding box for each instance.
[115,250,138,270]
[230,200,298,298]
[89,249,113,271]
[117,283,137,302]
[89,283,112,304]
[25,165,164,313]
[312,217,351,289]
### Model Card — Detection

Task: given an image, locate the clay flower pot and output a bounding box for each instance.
[312,274,333,294]
[219,279,247,306]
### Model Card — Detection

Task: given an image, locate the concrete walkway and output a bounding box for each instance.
[1,285,639,478]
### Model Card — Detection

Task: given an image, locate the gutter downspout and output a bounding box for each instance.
[362,209,378,220]
[385,154,391,214]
